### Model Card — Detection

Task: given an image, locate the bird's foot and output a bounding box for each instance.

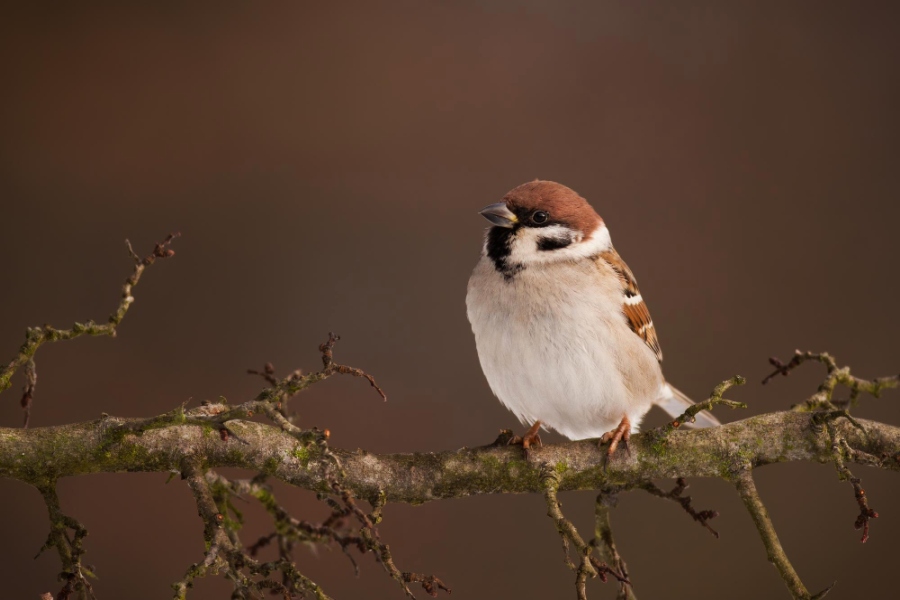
[508,420,543,450]
[600,415,631,456]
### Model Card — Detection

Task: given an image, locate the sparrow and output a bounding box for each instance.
[466,180,719,453]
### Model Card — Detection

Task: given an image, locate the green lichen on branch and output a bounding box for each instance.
[2,410,898,505]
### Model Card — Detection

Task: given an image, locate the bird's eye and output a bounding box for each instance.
[531,211,549,225]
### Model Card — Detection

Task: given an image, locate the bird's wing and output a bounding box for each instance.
[596,249,663,362]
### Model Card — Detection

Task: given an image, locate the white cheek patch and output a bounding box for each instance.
[509,224,611,266]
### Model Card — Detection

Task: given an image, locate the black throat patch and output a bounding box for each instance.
[486,227,523,280]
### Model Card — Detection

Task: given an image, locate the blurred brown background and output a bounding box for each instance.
[1,2,899,598]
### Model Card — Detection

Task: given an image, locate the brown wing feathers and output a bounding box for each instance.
[597,250,663,362]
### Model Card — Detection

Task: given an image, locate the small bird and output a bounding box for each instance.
[466,180,719,453]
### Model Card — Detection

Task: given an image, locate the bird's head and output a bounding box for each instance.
[480,180,610,273]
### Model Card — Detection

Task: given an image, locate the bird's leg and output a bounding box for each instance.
[600,415,631,456]
[508,420,543,450]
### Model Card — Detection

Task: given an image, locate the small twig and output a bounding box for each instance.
[21,358,36,428]
[762,351,835,385]
[826,429,879,543]
[319,477,449,599]
[640,478,719,538]
[401,573,452,598]
[664,375,747,432]
[211,472,368,575]
[763,350,899,412]
[247,362,279,387]
[734,471,833,600]
[541,468,625,600]
[590,494,635,600]
[174,464,333,600]
[254,333,386,406]
[0,233,180,424]
[319,333,387,401]
[35,483,96,600]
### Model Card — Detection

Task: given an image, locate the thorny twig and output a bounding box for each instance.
[640,478,720,538]
[0,233,180,424]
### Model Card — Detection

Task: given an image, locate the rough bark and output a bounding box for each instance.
[1,409,898,503]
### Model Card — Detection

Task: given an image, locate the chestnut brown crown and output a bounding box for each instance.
[503,180,602,235]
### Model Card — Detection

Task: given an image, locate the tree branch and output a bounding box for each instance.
[4,410,897,502]
[8,406,898,599]
[734,471,834,600]
[4,235,899,599]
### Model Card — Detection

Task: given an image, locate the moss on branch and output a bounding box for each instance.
[1,410,897,503]
[6,405,897,599]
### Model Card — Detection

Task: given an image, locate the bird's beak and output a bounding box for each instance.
[479,203,518,228]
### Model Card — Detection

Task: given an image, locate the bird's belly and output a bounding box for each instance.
[467,264,661,439]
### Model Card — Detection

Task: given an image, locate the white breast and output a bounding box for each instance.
[466,254,663,440]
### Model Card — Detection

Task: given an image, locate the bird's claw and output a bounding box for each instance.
[508,421,543,451]
[600,416,631,456]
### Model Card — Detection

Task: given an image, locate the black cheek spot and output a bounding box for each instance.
[537,236,573,251]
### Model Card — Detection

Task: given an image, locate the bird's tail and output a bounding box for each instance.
[656,383,721,428]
